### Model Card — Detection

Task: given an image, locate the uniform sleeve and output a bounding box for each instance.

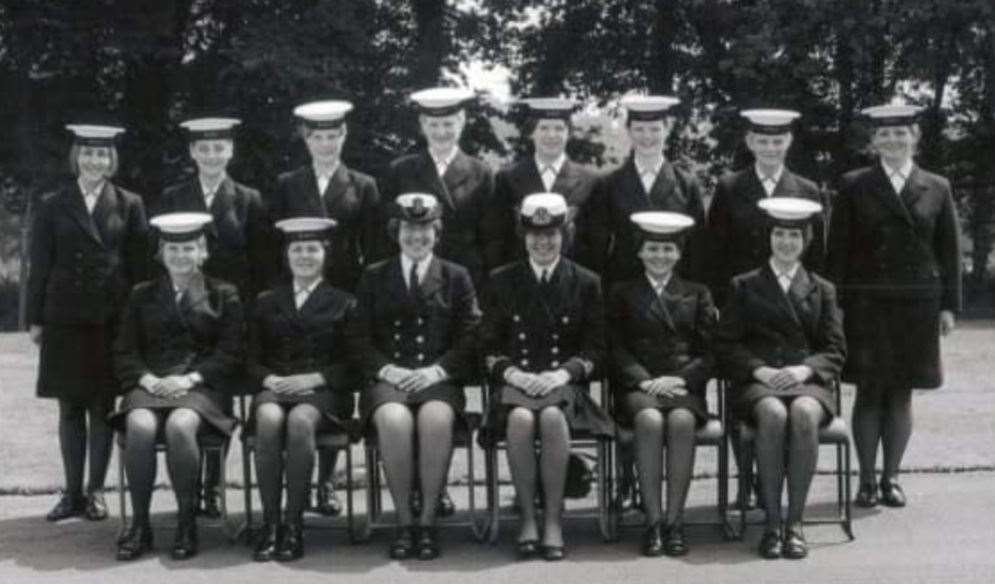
[113,287,150,391]
[476,167,503,274]
[936,180,962,313]
[323,296,359,393]
[245,188,276,295]
[124,194,151,286]
[434,269,482,380]
[345,271,392,380]
[484,168,515,267]
[245,294,272,390]
[607,284,652,390]
[826,179,854,299]
[714,278,767,383]
[675,287,718,390]
[704,179,734,306]
[562,274,606,382]
[26,198,54,326]
[680,173,709,283]
[195,286,245,393]
[802,282,846,383]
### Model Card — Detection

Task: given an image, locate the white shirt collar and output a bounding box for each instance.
[755,164,784,184]
[535,153,567,175]
[645,271,672,293]
[529,257,560,282]
[200,174,227,197]
[77,178,105,198]
[634,155,665,177]
[401,253,433,286]
[293,277,323,296]
[430,147,460,168]
[769,259,800,281]
[313,161,340,180]
[881,158,914,180]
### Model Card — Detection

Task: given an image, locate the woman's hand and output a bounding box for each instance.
[939,310,955,336]
[29,325,42,345]
[640,376,687,397]
[379,365,414,388]
[264,374,318,396]
[158,375,193,399]
[397,367,444,393]
[754,366,801,391]
[506,369,546,397]
[533,369,571,397]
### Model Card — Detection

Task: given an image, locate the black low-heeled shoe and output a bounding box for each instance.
[276,522,304,562]
[758,528,783,559]
[879,478,906,508]
[783,524,808,559]
[515,538,540,559]
[389,526,416,560]
[855,483,879,508]
[541,544,566,562]
[315,483,342,517]
[252,523,280,562]
[416,526,440,560]
[663,523,688,557]
[171,518,199,560]
[641,523,664,557]
[116,523,154,561]
[200,488,223,519]
[46,493,86,522]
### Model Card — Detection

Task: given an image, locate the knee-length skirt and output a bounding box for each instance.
[248,388,355,436]
[731,381,835,422]
[109,385,237,436]
[842,295,942,388]
[480,383,616,447]
[358,380,465,432]
[616,388,708,428]
[36,323,117,401]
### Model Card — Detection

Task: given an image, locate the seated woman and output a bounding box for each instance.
[111,213,243,561]
[608,211,716,557]
[346,193,480,560]
[715,198,845,560]
[247,217,357,562]
[480,193,613,562]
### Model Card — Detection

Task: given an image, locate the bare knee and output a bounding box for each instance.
[634,408,664,433]
[255,403,285,433]
[286,405,319,443]
[753,397,788,429]
[666,408,697,435]
[417,400,455,432]
[165,408,201,439]
[789,397,824,433]
[373,403,414,438]
[126,409,159,439]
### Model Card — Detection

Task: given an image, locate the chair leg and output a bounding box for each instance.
[737,437,749,540]
[718,436,736,540]
[487,446,500,544]
[843,441,854,540]
[239,442,253,543]
[117,438,128,538]
[345,446,357,544]
[468,436,488,542]
[361,446,375,542]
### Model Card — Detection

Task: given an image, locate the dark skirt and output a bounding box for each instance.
[616,388,708,428]
[731,381,835,421]
[109,385,238,436]
[248,388,355,436]
[480,383,616,447]
[36,323,116,400]
[358,380,465,431]
[842,295,942,388]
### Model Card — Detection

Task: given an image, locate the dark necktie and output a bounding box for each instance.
[409,261,420,299]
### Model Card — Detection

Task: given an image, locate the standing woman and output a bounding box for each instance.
[158,116,270,518]
[827,103,961,508]
[247,217,356,562]
[346,194,480,560]
[111,213,243,561]
[581,95,708,285]
[381,87,500,289]
[480,193,613,561]
[608,212,716,557]
[27,124,149,522]
[269,100,387,515]
[716,199,845,559]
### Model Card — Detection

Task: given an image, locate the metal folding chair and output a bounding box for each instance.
[610,378,734,540]
[356,386,489,542]
[235,395,357,543]
[115,427,237,541]
[734,379,854,540]
[482,380,616,544]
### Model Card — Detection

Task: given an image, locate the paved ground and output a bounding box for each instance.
[1,323,994,583]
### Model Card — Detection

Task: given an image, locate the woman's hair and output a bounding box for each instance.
[386,217,444,242]
[283,238,331,273]
[515,218,576,251]
[769,222,814,251]
[298,122,347,140]
[68,143,119,178]
[635,233,685,256]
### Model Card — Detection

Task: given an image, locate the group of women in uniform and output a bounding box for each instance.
[27,87,960,564]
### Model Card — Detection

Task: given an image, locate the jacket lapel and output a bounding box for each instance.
[871,165,915,225]
[322,164,352,212]
[64,184,105,245]
[443,151,472,198]
[900,165,926,213]
[643,277,676,331]
[90,182,120,246]
[417,257,445,303]
[759,264,802,328]
[519,160,546,194]
[551,160,581,196]
[274,283,303,326]
[299,169,328,217]
[786,267,819,338]
[647,162,677,209]
[417,152,455,209]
